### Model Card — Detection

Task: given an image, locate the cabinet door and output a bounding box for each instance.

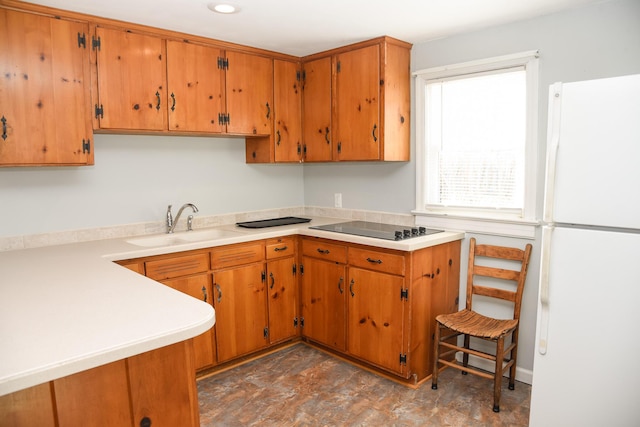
[213,262,268,362]
[267,257,298,343]
[274,59,302,162]
[347,267,405,374]
[161,274,216,370]
[0,9,92,166]
[300,257,346,351]
[95,27,167,130]
[225,51,273,136]
[166,40,224,133]
[301,56,332,161]
[333,44,380,161]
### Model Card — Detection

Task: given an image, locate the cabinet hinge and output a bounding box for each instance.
[292,263,297,275]
[92,35,101,51]
[294,317,298,328]
[400,288,408,301]
[399,353,407,365]
[77,32,86,49]
[82,138,91,154]
[218,113,230,125]
[336,61,341,73]
[261,271,266,282]
[263,327,269,339]
[94,104,104,119]
[217,57,229,70]
[296,70,301,82]
[299,264,304,275]
[337,142,342,154]
[300,317,305,328]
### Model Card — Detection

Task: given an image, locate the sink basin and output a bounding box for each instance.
[177,229,243,242]
[127,229,242,247]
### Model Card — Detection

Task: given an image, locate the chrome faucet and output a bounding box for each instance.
[166,203,199,233]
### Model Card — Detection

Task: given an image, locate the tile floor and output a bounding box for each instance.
[197,343,531,426]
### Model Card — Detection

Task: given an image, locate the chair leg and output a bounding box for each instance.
[493,336,505,413]
[432,322,441,390]
[461,334,470,375]
[509,330,518,390]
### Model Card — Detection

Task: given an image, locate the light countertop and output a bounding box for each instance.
[0,216,464,396]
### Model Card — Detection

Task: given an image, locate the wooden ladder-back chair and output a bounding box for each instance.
[431,237,532,412]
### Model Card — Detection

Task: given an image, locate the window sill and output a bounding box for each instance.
[412,210,539,239]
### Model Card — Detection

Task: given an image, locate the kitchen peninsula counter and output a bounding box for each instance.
[0,216,464,397]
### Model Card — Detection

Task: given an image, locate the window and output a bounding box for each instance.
[414,51,539,229]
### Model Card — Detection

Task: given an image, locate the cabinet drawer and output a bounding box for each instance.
[348,247,405,275]
[211,241,265,269]
[302,239,347,264]
[145,253,209,280]
[266,237,295,260]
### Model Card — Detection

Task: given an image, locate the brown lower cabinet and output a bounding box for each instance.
[300,236,461,383]
[0,340,199,427]
[121,234,460,385]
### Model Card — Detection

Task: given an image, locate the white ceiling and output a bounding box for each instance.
[24,0,604,56]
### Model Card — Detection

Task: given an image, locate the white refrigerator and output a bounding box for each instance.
[529,74,640,426]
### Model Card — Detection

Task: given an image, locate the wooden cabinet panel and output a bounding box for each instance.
[267,257,298,343]
[145,252,209,280]
[348,246,405,275]
[300,256,347,351]
[380,42,411,161]
[301,56,332,162]
[408,240,461,380]
[0,9,93,166]
[0,382,55,427]
[213,262,268,362]
[347,267,405,375]
[301,238,347,264]
[95,27,167,131]
[274,59,302,162]
[333,44,380,161]
[127,340,199,427]
[225,50,273,136]
[54,359,132,427]
[161,274,216,370]
[166,41,224,133]
[211,241,264,269]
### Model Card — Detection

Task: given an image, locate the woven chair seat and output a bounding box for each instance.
[436,309,519,340]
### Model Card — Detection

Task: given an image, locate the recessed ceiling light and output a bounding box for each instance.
[207,3,238,14]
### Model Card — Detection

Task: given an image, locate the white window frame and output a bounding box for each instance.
[413,51,539,238]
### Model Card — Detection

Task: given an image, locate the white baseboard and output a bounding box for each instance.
[455,353,533,385]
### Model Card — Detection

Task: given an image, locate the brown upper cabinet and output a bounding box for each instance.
[0,8,93,166]
[93,27,167,131]
[301,56,333,162]
[93,27,273,136]
[273,59,303,162]
[301,37,411,162]
[1,2,410,165]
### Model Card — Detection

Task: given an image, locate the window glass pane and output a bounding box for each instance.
[425,69,526,210]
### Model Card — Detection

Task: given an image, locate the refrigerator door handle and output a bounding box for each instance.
[537,225,553,355]
[543,83,563,224]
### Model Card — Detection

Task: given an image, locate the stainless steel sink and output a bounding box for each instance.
[126,229,243,247]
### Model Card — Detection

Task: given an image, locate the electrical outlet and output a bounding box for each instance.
[334,193,342,208]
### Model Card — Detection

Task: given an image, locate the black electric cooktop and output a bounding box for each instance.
[310,221,443,241]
